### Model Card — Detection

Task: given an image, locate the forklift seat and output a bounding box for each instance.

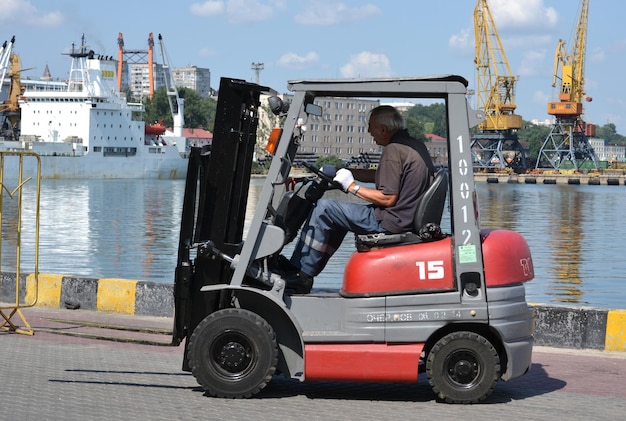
[355,169,449,251]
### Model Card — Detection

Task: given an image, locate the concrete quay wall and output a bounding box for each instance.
[474,172,626,186]
[2,272,625,353]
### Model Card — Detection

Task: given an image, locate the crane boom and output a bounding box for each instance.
[473,0,522,132]
[0,36,15,94]
[159,34,185,136]
[157,33,184,137]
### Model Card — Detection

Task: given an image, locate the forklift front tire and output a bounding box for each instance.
[188,308,278,398]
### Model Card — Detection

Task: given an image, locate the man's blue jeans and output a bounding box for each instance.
[290,198,384,277]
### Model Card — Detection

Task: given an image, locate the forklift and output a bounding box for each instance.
[172,76,535,403]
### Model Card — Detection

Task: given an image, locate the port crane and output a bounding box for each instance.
[157,33,184,138]
[0,36,15,93]
[0,36,21,140]
[471,0,526,170]
[536,0,598,171]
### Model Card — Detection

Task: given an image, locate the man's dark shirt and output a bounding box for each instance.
[374,129,435,233]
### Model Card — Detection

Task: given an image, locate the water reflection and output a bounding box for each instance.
[0,178,624,309]
[477,183,626,307]
[548,187,583,303]
[2,179,184,283]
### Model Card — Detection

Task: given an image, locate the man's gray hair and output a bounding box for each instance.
[369,105,406,132]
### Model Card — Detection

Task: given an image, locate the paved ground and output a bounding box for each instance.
[1,306,625,420]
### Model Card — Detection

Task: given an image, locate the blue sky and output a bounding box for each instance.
[2,0,624,131]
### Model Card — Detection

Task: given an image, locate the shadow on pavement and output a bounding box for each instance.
[484,363,566,403]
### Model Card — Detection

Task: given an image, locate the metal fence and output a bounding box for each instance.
[0,151,41,335]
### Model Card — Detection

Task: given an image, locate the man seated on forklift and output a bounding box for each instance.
[286,105,436,293]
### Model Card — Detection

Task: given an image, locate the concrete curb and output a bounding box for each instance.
[2,272,624,352]
[1,272,173,318]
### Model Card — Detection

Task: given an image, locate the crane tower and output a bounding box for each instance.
[536,0,598,171]
[472,0,526,170]
[116,33,156,99]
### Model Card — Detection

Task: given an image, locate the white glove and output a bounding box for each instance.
[333,168,354,192]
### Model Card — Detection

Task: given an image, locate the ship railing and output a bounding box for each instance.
[0,151,41,336]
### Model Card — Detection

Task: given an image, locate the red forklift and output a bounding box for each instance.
[172,76,535,403]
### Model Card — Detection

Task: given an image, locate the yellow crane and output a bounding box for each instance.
[536,0,598,171]
[0,37,22,140]
[548,1,590,119]
[472,0,526,170]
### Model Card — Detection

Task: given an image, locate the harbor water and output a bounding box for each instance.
[2,177,625,309]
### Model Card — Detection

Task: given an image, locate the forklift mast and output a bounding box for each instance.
[173,78,271,345]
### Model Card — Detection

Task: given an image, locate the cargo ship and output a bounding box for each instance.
[0,35,187,179]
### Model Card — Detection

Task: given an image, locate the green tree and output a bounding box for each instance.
[402,102,447,140]
[315,155,344,169]
[517,122,551,159]
[143,87,217,130]
[596,123,626,145]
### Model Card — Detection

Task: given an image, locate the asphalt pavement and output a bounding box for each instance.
[1,306,625,421]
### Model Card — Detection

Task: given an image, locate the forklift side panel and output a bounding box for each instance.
[342,238,456,296]
[290,295,386,342]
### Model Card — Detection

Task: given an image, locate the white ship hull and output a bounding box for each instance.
[0,146,187,179]
[5,35,189,179]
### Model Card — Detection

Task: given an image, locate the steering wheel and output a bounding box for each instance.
[301,162,343,190]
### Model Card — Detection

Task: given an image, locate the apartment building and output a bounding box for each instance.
[173,66,212,98]
[297,97,381,161]
[126,64,211,100]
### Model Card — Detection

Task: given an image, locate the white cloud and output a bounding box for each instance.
[277,52,320,70]
[197,47,217,58]
[518,49,547,77]
[295,1,380,25]
[190,0,274,23]
[190,1,225,17]
[0,0,63,28]
[449,28,472,52]
[226,0,273,23]
[340,52,392,78]
[489,0,558,31]
[532,89,550,107]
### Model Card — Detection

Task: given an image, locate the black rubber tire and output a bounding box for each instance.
[426,331,500,403]
[188,308,278,398]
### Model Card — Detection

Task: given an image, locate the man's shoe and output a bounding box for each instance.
[284,271,314,294]
[270,254,299,275]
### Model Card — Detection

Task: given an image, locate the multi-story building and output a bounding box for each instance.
[128,63,165,100]
[294,97,448,165]
[297,97,381,161]
[173,66,212,98]
[126,64,211,100]
[589,137,626,162]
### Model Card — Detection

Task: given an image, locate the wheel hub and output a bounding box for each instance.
[447,351,479,385]
[219,341,249,369]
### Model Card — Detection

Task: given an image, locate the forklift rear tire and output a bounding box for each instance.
[188,308,278,398]
[426,331,500,403]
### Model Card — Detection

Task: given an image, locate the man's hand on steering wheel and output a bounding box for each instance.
[301,162,343,190]
[333,168,355,192]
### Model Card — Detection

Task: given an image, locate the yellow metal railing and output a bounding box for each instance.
[0,151,41,335]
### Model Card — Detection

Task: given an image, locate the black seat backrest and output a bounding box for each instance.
[413,169,448,231]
